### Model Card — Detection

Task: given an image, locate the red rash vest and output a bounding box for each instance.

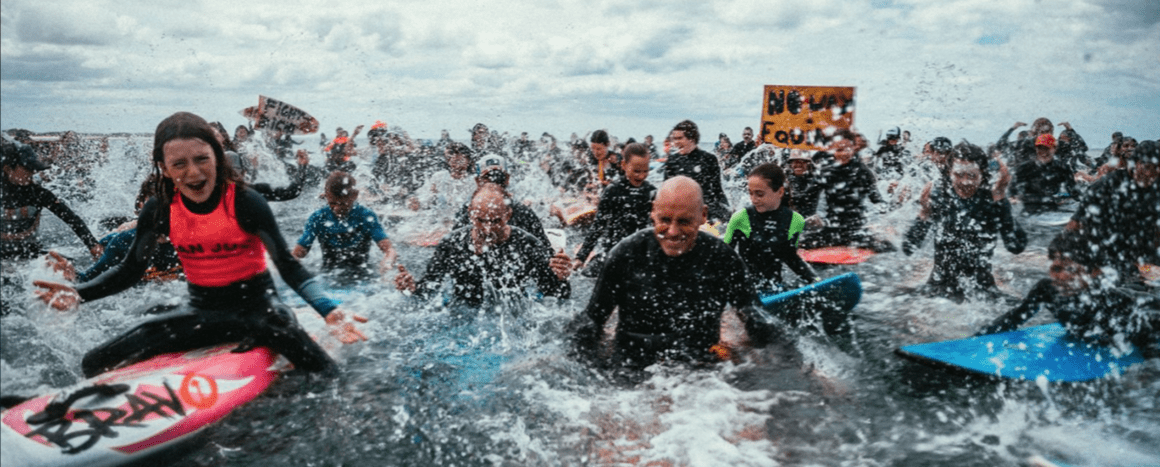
[169,183,267,286]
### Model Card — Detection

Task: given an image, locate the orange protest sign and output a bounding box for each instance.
[759,85,855,151]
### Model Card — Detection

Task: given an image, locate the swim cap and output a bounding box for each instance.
[1035,134,1056,147]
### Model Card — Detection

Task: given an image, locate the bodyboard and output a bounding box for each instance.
[799,246,875,265]
[550,201,597,227]
[1,345,281,467]
[544,228,567,253]
[759,272,861,334]
[895,323,1153,382]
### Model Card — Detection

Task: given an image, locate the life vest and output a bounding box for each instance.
[169,183,267,287]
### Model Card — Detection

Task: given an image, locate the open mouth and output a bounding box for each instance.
[186,180,208,192]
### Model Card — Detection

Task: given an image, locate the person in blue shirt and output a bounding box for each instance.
[293,171,397,281]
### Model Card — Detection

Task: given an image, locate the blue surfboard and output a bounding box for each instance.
[760,272,862,334]
[895,323,1154,382]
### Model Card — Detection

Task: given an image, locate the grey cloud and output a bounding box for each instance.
[1093,0,1160,28]
[11,6,119,46]
[0,53,110,81]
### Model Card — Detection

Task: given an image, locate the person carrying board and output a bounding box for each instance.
[34,112,367,378]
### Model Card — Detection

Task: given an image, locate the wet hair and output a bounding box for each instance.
[949,140,991,186]
[590,129,610,146]
[671,120,699,143]
[1128,139,1158,164]
[325,171,358,201]
[446,142,472,158]
[832,128,856,143]
[622,143,649,163]
[748,162,794,210]
[1048,230,1104,270]
[150,112,242,224]
[209,121,235,152]
[1031,117,1053,136]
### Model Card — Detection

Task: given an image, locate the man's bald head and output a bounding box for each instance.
[469,185,512,247]
[651,176,707,257]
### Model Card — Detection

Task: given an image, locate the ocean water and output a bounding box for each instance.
[2,137,1158,467]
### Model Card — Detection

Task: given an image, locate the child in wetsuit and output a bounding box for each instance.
[723,163,818,291]
[294,171,397,281]
[573,143,657,273]
[799,130,892,251]
[902,141,1027,302]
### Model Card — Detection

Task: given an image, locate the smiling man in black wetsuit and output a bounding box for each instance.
[570,176,777,370]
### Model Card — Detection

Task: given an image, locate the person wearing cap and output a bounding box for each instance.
[664,120,732,223]
[324,125,363,173]
[976,230,1159,347]
[1,139,103,261]
[784,149,821,218]
[902,141,1027,302]
[450,154,554,257]
[1066,140,1160,286]
[394,187,572,309]
[873,127,910,180]
[1010,133,1078,214]
[573,143,657,274]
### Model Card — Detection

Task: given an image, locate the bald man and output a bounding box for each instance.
[395,186,572,307]
[571,176,777,369]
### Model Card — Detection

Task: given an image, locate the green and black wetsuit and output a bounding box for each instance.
[723,205,818,290]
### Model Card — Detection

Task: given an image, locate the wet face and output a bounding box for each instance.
[326,193,356,218]
[446,148,471,176]
[469,195,511,247]
[742,129,753,142]
[832,138,854,165]
[1117,139,1137,157]
[747,176,784,213]
[1049,256,1090,296]
[669,130,695,155]
[789,159,810,176]
[950,159,982,199]
[623,155,650,187]
[1035,143,1055,163]
[651,184,706,257]
[161,138,218,203]
[590,142,609,161]
[3,165,34,185]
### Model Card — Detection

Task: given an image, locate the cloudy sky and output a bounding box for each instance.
[1,0,1157,148]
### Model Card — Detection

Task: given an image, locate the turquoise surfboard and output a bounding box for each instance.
[760,272,861,334]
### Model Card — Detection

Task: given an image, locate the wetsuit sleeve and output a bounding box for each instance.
[779,213,817,283]
[703,157,732,222]
[37,186,100,251]
[571,235,627,360]
[721,209,750,245]
[725,250,777,346]
[862,165,884,204]
[413,239,458,299]
[976,279,1055,335]
[451,203,470,232]
[296,209,322,248]
[77,230,135,282]
[76,200,162,302]
[235,187,336,317]
[995,126,1017,152]
[995,198,1027,254]
[902,218,933,256]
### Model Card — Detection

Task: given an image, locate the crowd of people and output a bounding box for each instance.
[1,111,1157,379]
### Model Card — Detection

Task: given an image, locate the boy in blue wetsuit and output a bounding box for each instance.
[294,171,397,281]
[723,163,818,291]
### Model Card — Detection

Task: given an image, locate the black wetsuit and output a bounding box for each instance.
[572,230,775,369]
[76,185,338,378]
[724,206,818,289]
[786,172,821,217]
[1069,170,1160,284]
[902,191,1027,300]
[451,201,554,259]
[0,180,100,260]
[587,151,625,187]
[978,279,1160,347]
[575,178,656,262]
[801,160,888,250]
[411,226,570,308]
[873,142,909,180]
[1011,158,1078,214]
[663,148,731,222]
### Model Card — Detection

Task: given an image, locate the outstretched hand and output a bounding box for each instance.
[45,251,77,282]
[325,309,369,344]
[394,264,416,293]
[33,280,80,311]
[549,250,573,280]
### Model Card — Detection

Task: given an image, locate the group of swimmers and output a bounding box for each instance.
[1,111,1157,379]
